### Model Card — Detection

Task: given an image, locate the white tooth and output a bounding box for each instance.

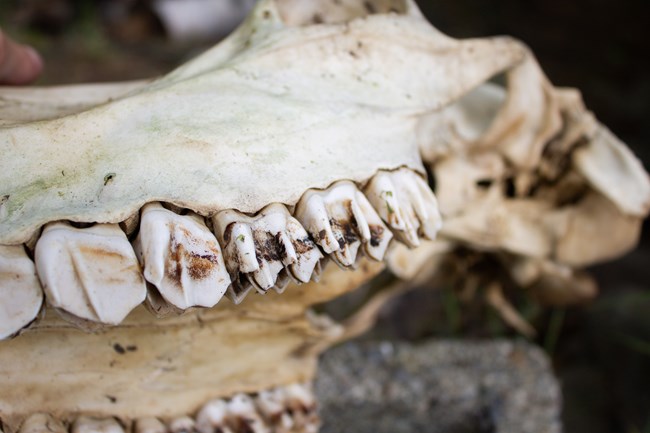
[18,414,66,433]
[353,193,393,261]
[285,218,322,284]
[281,384,318,431]
[228,394,270,433]
[35,222,146,325]
[365,169,442,248]
[277,231,298,265]
[72,417,124,433]
[196,399,233,433]
[134,418,167,433]
[134,203,230,310]
[256,389,294,430]
[294,193,339,254]
[0,245,43,339]
[168,417,195,433]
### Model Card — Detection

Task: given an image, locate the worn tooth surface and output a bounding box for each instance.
[214,204,320,295]
[227,394,270,433]
[134,418,167,433]
[196,399,232,433]
[168,416,195,433]
[272,270,292,294]
[226,278,255,305]
[34,222,146,325]
[365,168,442,248]
[134,203,230,310]
[72,417,124,433]
[0,245,43,339]
[18,413,66,433]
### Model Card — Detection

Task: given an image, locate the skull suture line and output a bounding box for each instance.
[0,0,648,432]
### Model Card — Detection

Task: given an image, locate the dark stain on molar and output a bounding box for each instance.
[293,237,316,254]
[166,224,220,285]
[254,231,283,264]
[329,218,358,248]
[369,224,384,247]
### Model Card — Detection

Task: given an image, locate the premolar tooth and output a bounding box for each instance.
[0,245,43,339]
[214,204,321,295]
[256,388,294,430]
[34,222,146,326]
[196,399,232,433]
[134,203,230,310]
[134,418,167,433]
[72,417,125,433]
[168,417,195,433]
[18,414,66,433]
[296,181,390,267]
[365,168,442,248]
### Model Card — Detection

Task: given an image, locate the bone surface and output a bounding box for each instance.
[0,245,43,340]
[134,202,230,310]
[34,222,146,325]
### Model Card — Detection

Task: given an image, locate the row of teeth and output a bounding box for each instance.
[0,168,441,338]
[10,383,317,433]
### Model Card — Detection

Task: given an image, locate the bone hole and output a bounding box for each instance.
[275,0,407,27]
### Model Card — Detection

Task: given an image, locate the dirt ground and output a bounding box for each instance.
[1,1,648,431]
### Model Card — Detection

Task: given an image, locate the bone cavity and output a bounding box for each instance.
[134,203,230,310]
[34,222,146,325]
[213,204,322,297]
[0,245,43,339]
[364,168,442,247]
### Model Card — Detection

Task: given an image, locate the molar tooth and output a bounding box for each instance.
[294,193,339,254]
[72,417,124,433]
[134,203,230,310]
[134,418,167,433]
[281,384,318,431]
[196,399,232,433]
[34,222,146,326]
[285,218,322,284]
[18,413,66,433]
[226,278,254,305]
[227,394,269,433]
[0,245,43,339]
[365,168,442,248]
[256,389,294,430]
[272,270,292,294]
[354,193,393,261]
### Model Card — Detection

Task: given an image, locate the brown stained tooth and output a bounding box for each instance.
[0,245,43,340]
[281,384,319,432]
[256,388,295,431]
[18,414,67,433]
[364,168,442,248]
[196,399,232,433]
[72,417,125,433]
[34,222,146,326]
[133,203,231,311]
[213,204,321,297]
[134,418,168,433]
[295,181,392,269]
[226,394,270,433]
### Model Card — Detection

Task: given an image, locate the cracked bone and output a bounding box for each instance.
[364,168,442,248]
[294,180,392,268]
[213,204,322,296]
[72,417,125,433]
[133,202,231,310]
[34,222,146,326]
[17,414,66,433]
[0,245,43,340]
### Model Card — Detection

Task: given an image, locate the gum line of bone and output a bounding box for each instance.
[7,382,318,433]
[0,168,441,337]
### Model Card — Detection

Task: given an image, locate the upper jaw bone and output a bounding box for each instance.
[133,202,231,310]
[212,204,322,297]
[294,181,393,268]
[364,168,442,248]
[34,222,146,326]
[0,245,43,339]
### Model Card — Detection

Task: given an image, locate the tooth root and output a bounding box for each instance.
[227,394,269,433]
[168,417,196,433]
[35,222,146,326]
[134,203,231,310]
[134,418,167,433]
[72,417,125,433]
[0,245,43,340]
[365,169,442,248]
[196,399,231,433]
[18,414,67,433]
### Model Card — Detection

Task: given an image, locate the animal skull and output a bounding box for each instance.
[0,0,647,431]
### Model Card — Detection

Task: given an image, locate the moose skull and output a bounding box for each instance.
[0,0,648,432]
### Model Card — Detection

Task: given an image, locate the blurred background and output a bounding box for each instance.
[0,0,648,431]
